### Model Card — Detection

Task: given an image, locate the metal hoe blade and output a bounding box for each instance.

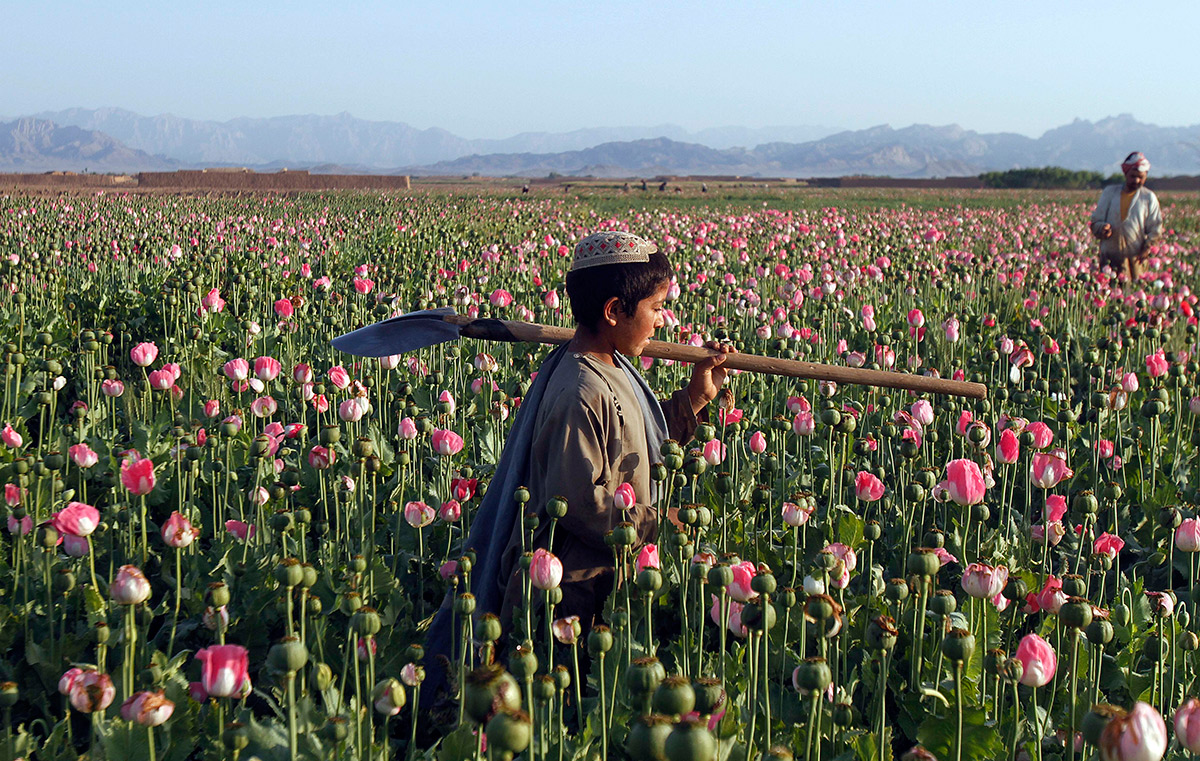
[330,307,463,357]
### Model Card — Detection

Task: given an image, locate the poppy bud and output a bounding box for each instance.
[0,682,17,708]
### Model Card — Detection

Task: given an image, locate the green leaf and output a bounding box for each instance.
[100,719,153,761]
[852,731,890,761]
[916,707,1002,761]
[437,725,480,761]
[24,640,45,666]
[834,509,865,550]
[84,584,107,614]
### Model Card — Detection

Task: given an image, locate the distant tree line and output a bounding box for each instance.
[979,167,1123,189]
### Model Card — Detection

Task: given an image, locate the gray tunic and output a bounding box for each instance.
[499,351,699,625]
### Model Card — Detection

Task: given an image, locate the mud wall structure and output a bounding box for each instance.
[0,173,137,189]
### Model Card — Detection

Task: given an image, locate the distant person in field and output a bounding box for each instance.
[1090,151,1162,280]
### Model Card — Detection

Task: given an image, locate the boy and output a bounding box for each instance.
[422,231,731,707]
[496,230,732,629]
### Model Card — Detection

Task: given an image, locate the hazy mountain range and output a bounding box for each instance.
[2,108,1198,178]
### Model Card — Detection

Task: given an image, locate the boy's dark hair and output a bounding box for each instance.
[566,251,672,331]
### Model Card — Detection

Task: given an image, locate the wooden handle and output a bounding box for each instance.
[446,314,987,399]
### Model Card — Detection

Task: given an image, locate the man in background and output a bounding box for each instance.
[1091,151,1163,280]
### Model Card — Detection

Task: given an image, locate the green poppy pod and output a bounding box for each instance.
[906,548,940,578]
[660,439,684,458]
[664,718,716,761]
[268,637,309,673]
[1073,491,1099,516]
[832,703,855,727]
[626,715,673,761]
[686,678,723,716]
[552,665,570,691]
[588,625,614,655]
[929,591,957,617]
[653,676,695,717]
[463,663,521,724]
[866,615,898,651]
[714,472,734,494]
[885,578,910,602]
[452,593,476,616]
[546,496,569,519]
[1085,619,1114,646]
[614,523,638,546]
[275,558,304,588]
[793,657,832,692]
[508,647,538,680]
[486,709,532,754]
[1059,598,1092,629]
[636,569,663,593]
[1081,704,1124,746]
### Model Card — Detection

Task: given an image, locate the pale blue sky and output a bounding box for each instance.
[3,0,1197,138]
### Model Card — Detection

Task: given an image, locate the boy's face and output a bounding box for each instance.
[607,281,669,357]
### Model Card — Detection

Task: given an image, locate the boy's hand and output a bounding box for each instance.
[687,341,736,415]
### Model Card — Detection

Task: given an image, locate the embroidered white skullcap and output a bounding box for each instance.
[571,231,657,271]
[1121,152,1150,173]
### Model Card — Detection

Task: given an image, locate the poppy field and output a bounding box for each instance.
[2,186,1200,761]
